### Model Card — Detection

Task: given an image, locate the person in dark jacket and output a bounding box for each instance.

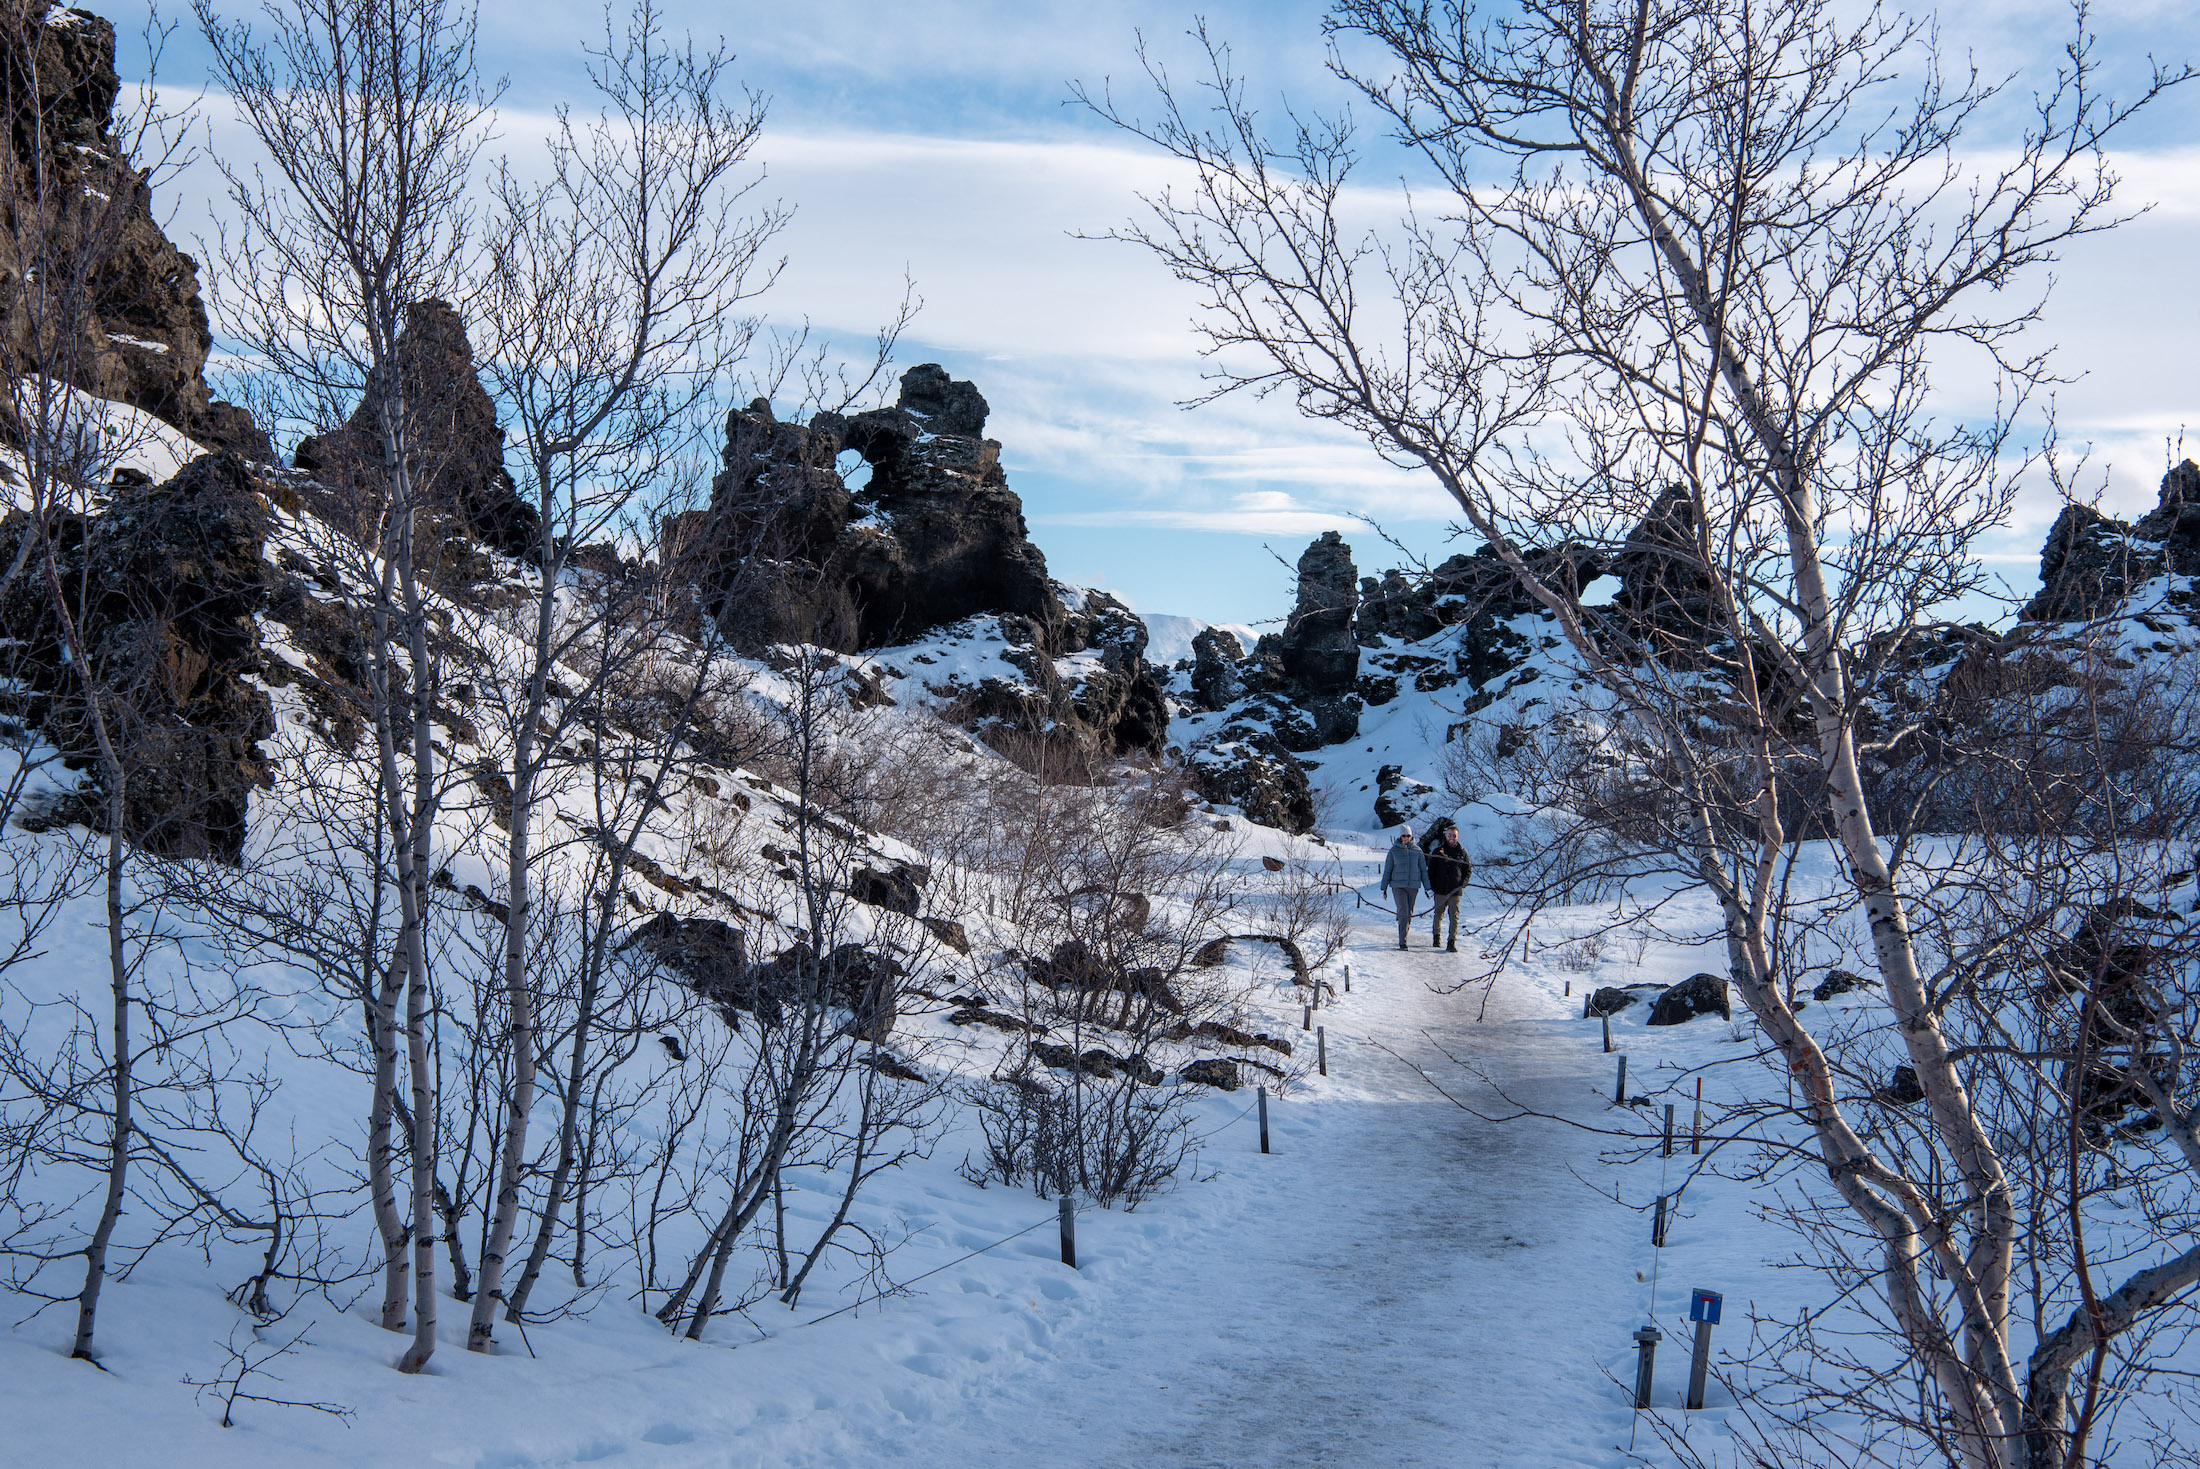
[1380,828,1429,950]
[1425,821,1471,952]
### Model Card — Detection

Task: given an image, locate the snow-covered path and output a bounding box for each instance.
[845,909,1649,1469]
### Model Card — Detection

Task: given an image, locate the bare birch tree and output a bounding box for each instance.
[457,0,786,1353]
[197,0,495,1373]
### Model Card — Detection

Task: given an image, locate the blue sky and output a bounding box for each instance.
[141,0,2200,628]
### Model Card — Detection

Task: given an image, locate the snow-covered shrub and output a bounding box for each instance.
[957,768,1244,1207]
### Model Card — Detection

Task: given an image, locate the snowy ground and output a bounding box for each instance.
[1,829,1793,1468]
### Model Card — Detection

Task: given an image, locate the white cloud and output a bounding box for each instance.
[1033,488,1366,537]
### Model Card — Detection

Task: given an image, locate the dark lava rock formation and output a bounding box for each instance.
[1186,737,1315,834]
[699,364,1056,651]
[0,451,277,860]
[2023,460,2200,623]
[693,364,1168,761]
[1,7,267,458]
[1277,530,1360,697]
[1176,532,1375,830]
[1609,485,1718,645]
[1188,626,1245,712]
[295,299,541,573]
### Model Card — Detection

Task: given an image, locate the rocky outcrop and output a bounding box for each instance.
[1356,567,1441,645]
[0,451,277,860]
[1357,542,1602,647]
[2022,461,2200,622]
[1,7,267,458]
[2133,459,2200,561]
[704,364,1058,650]
[928,590,1169,763]
[1179,532,1371,827]
[1186,737,1314,833]
[1349,542,1604,724]
[1372,763,1437,830]
[1053,590,1170,755]
[1611,485,1717,645]
[1188,626,1245,712]
[1278,530,1359,695]
[294,300,540,573]
[702,366,1169,761]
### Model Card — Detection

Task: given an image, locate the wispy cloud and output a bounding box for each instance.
[1033,490,1367,536]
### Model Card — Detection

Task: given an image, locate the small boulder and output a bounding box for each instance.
[1030,1042,1161,1084]
[1877,1064,1926,1107]
[1179,1058,1242,1091]
[1648,972,1731,1026]
[851,863,923,916]
[630,914,756,1017]
[1812,968,1874,1001]
[864,1052,925,1083]
[919,914,971,954]
[1585,985,1640,1018]
[946,1006,1044,1036]
[1167,1019,1293,1056]
[1092,1048,1165,1085]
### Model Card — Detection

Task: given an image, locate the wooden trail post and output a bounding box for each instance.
[1602,1012,1613,1052]
[1058,1194,1077,1269]
[1302,1004,1311,1031]
[1344,965,1351,993]
[1317,1026,1327,1077]
[1632,1325,1662,1410]
[1614,1053,1628,1105]
[1686,1289,1722,1409]
[1692,1078,1704,1156]
[1258,1085,1270,1154]
[1565,980,1570,997]
[1662,1103,1676,1159]
[1653,1192,1669,1247]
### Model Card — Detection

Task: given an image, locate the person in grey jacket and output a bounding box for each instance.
[1379,828,1429,951]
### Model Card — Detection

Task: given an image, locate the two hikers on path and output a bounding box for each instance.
[1378,821,1472,951]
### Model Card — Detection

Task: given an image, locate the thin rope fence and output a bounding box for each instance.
[797,1214,1057,1329]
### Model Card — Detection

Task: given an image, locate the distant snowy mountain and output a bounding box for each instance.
[1136,612,1262,667]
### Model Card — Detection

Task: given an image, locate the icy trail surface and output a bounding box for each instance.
[857,905,1639,1469]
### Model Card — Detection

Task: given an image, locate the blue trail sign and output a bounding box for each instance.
[1686,1289,1723,1409]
